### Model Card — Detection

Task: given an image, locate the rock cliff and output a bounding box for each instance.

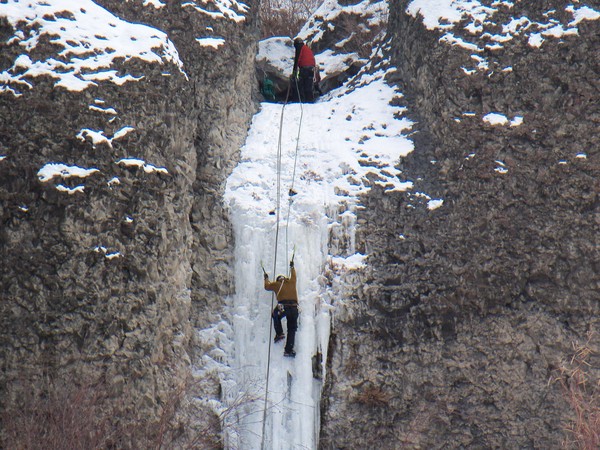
[0,0,258,447]
[320,0,600,448]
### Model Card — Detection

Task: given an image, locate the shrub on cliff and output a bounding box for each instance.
[556,333,600,449]
[260,0,322,38]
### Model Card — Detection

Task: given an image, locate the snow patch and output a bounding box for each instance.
[94,246,122,259]
[56,184,85,194]
[38,163,99,182]
[406,1,600,71]
[196,37,226,48]
[117,158,169,174]
[483,113,508,126]
[0,0,185,95]
[427,199,444,210]
[182,0,248,23]
[77,126,135,148]
[89,105,118,115]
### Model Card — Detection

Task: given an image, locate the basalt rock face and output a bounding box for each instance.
[0,0,258,447]
[321,1,599,448]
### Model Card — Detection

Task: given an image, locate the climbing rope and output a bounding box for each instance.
[285,81,304,267]
[260,77,305,450]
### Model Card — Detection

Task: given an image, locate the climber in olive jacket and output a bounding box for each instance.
[264,259,299,357]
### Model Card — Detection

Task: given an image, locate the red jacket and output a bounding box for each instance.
[293,44,315,72]
[298,45,315,68]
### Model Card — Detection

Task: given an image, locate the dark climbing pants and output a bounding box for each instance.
[272,304,299,354]
[298,66,314,103]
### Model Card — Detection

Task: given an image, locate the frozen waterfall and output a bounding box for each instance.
[223,73,413,449]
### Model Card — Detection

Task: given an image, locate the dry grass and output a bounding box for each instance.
[0,375,257,450]
[260,0,322,39]
[555,332,600,449]
[1,380,114,450]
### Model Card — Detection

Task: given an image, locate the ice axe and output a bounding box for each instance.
[260,261,268,279]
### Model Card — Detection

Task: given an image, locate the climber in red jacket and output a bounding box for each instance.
[292,37,316,103]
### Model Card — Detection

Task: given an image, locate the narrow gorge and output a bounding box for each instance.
[1,1,598,449]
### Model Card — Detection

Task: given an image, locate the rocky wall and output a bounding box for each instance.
[320,0,600,448]
[0,0,258,447]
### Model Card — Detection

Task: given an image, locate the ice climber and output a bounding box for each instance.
[264,259,299,357]
[292,37,317,103]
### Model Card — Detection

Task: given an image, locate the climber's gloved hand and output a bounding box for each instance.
[290,260,294,269]
[264,272,269,280]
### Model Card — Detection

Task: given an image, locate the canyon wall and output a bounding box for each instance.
[320,1,600,448]
[0,1,258,446]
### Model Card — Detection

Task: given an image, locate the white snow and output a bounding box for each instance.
[37,163,99,182]
[300,0,389,42]
[406,1,600,72]
[89,105,118,115]
[483,113,508,126]
[494,160,508,174]
[182,0,249,23]
[143,0,166,8]
[113,127,135,141]
[510,116,523,127]
[482,113,522,127]
[568,5,600,25]
[196,37,226,48]
[427,199,444,210]
[0,0,185,95]
[77,126,135,148]
[406,0,495,31]
[56,184,85,194]
[95,246,122,259]
[257,37,295,73]
[440,33,481,51]
[116,158,169,174]
[528,33,544,48]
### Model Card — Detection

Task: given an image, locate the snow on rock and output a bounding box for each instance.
[182,0,249,23]
[196,37,226,48]
[406,1,600,73]
[300,0,389,45]
[483,113,509,126]
[0,0,184,96]
[482,112,523,127]
[257,37,295,74]
[116,158,169,174]
[89,105,118,115]
[568,5,600,25]
[56,184,86,195]
[142,0,166,8]
[427,198,444,210]
[94,245,123,259]
[77,126,135,148]
[38,163,99,182]
[510,116,523,127]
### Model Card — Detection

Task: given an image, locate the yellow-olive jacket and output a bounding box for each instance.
[264,267,298,305]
